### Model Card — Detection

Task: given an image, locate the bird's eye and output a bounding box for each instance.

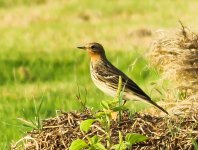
[91,45,95,49]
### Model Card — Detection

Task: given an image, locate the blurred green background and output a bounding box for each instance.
[0,0,198,149]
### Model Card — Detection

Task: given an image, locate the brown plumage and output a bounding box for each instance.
[77,42,168,114]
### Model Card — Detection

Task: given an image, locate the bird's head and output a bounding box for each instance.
[77,42,106,61]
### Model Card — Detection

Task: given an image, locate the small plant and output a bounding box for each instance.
[76,86,88,111]
[69,103,148,150]
[17,97,44,130]
[69,77,148,150]
[192,138,198,150]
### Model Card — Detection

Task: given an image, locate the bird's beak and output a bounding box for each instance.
[77,46,86,50]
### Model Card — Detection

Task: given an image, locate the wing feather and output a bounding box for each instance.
[91,60,168,114]
[93,60,151,101]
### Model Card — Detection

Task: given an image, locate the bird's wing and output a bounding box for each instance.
[94,61,151,101]
[93,61,168,114]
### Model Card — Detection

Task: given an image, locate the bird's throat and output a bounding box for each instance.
[89,52,102,61]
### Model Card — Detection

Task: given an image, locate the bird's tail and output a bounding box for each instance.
[147,99,168,115]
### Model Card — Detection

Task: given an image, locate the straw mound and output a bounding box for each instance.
[12,110,198,150]
[149,24,198,97]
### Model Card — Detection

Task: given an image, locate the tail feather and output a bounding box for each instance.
[147,99,168,115]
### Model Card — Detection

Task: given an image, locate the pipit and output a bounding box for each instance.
[77,42,168,114]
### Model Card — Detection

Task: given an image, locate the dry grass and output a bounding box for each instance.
[11,110,198,150]
[149,23,198,98]
[149,24,198,118]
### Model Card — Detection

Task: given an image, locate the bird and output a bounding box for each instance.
[77,42,168,114]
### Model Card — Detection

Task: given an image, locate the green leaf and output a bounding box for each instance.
[112,106,126,112]
[88,135,101,145]
[80,119,95,133]
[110,143,127,150]
[118,131,123,144]
[17,118,37,129]
[94,143,107,150]
[91,135,100,144]
[125,133,148,146]
[192,138,198,150]
[101,100,109,109]
[69,139,88,150]
[95,112,107,118]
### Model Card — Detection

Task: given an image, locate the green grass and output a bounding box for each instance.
[0,0,198,149]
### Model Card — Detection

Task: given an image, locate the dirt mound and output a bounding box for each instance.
[12,110,198,150]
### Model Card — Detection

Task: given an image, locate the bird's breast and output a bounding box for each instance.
[90,63,116,97]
